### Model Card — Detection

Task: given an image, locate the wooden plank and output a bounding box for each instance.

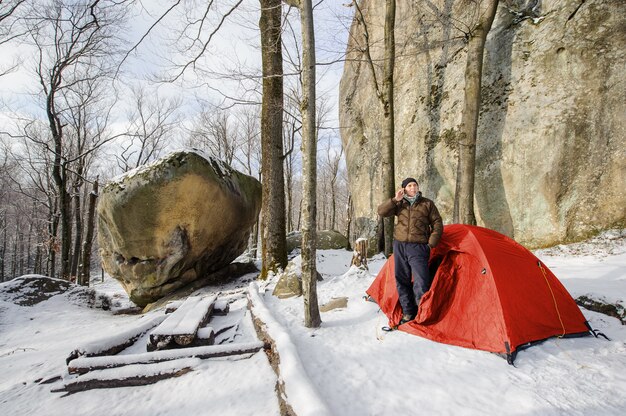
[67,341,265,375]
[54,361,196,395]
[213,299,230,315]
[147,295,216,351]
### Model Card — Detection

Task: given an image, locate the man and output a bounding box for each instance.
[377,177,443,325]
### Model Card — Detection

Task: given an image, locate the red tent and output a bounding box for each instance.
[366,224,591,363]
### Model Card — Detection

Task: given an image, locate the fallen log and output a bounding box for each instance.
[187,327,215,347]
[54,359,197,395]
[67,341,265,375]
[66,313,167,364]
[147,295,216,351]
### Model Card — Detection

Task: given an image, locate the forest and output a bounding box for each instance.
[0,0,353,291]
[1,0,623,327]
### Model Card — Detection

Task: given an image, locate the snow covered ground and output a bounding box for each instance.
[1,231,625,415]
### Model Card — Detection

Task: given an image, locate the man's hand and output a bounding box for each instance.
[394,188,404,202]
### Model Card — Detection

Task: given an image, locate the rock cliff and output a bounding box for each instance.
[339,0,625,247]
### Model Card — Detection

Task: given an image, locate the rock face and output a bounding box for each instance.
[98,151,261,306]
[339,0,625,248]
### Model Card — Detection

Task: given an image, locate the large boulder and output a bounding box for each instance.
[97,150,261,306]
[286,230,349,253]
[339,0,625,247]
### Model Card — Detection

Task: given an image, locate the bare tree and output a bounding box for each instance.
[78,177,97,286]
[453,0,500,224]
[187,106,239,166]
[117,86,181,172]
[60,75,117,280]
[282,88,301,233]
[259,0,288,279]
[0,0,28,76]
[284,0,320,328]
[232,106,262,179]
[321,135,344,231]
[353,0,396,256]
[27,0,127,280]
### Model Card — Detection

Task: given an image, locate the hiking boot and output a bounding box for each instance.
[399,314,415,325]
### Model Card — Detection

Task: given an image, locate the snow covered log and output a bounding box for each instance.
[248,282,332,416]
[147,295,216,351]
[165,298,230,316]
[67,341,265,375]
[66,314,167,364]
[54,359,198,394]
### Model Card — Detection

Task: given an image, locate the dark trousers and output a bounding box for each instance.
[393,240,431,317]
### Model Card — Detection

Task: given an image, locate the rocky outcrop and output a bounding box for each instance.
[339,0,625,248]
[97,150,261,306]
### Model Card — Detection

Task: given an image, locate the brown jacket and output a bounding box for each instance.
[377,193,443,247]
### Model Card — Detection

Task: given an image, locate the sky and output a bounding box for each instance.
[0,0,354,126]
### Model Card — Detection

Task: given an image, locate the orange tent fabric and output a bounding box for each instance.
[366,224,590,362]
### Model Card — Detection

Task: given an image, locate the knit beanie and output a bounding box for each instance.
[401,177,418,189]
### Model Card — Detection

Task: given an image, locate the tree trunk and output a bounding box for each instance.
[259,0,287,279]
[453,0,499,225]
[49,84,72,280]
[47,199,59,279]
[26,206,34,274]
[298,0,321,328]
[79,178,98,286]
[11,231,18,279]
[18,230,24,276]
[345,195,352,251]
[330,177,337,230]
[34,246,42,275]
[0,217,6,281]
[381,0,396,257]
[71,183,82,280]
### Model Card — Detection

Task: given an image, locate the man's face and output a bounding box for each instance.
[405,182,418,197]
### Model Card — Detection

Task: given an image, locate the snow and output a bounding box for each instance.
[109,148,236,186]
[249,282,332,416]
[1,231,625,415]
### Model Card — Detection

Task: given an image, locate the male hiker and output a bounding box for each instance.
[377,178,443,325]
